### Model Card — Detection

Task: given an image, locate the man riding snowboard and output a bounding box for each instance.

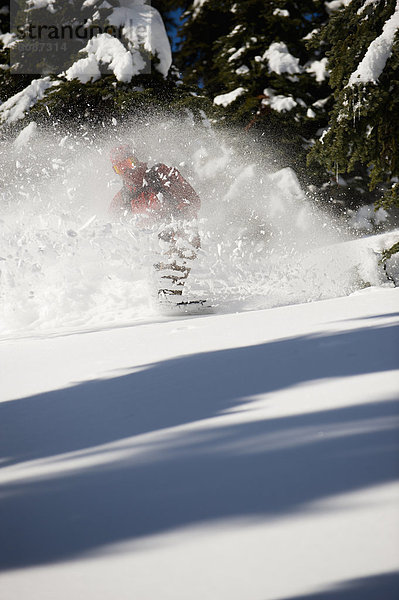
[110,145,201,220]
[110,145,201,303]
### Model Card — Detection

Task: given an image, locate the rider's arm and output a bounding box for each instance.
[151,164,201,216]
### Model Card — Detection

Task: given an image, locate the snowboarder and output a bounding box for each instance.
[110,145,201,220]
[110,145,202,303]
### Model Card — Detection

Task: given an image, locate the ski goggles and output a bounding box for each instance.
[113,156,138,174]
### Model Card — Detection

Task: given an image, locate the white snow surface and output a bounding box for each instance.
[0,78,58,124]
[306,57,329,82]
[273,8,290,17]
[214,87,247,106]
[349,203,388,231]
[303,27,320,41]
[192,0,208,19]
[65,34,144,83]
[0,32,17,49]
[65,3,172,81]
[64,53,102,84]
[13,122,38,150]
[26,0,56,12]
[0,285,398,599]
[108,3,172,77]
[235,65,250,75]
[358,0,380,14]
[228,46,246,62]
[263,41,302,75]
[348,0,399,85]
[263,87,298,112]
[325,0,353,13]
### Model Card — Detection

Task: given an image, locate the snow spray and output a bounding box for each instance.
[0,115,385,336]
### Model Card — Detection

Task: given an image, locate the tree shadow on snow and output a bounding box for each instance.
[337,311,399,322]
[0,322,398,569]
[280,571,399,600]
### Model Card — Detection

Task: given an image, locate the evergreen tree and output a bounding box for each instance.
[174,0,235,91]
[0,0,213,133]
[1,0,116,109]
[0,0,36,103]
[172,1,332,185]
[10,0,118,75]
[151,0,190,38]
[0,0,12,96]
[308,0,399,216]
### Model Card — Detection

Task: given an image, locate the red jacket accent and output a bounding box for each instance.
[111,162,200,219]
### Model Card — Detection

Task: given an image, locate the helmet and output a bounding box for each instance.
[110,145,139,175]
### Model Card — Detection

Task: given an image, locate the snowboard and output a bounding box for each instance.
[157,292,215,316]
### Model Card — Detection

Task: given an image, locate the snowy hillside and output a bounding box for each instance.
[0,284,398,599]
[0,113,398,598]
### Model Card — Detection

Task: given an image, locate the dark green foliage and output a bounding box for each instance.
[381,241,399,262]
[10,0,118,74]
[0,0,8,34]
[307,0,399,251]
[0,0,214,135]
[308,0,399,198]
[174,0,236,93]
[376,182,399,211]
[151,0,191,39]
[27,71,214,131]
[0,0,38,104]
[173,0,332,186]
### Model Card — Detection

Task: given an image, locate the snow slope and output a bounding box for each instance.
[0,117,398,597]
[0,286,398,599]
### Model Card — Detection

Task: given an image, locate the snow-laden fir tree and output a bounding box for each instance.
[0,0,10,64]
[0,0,212,133]
[174,0,332,183]
[174,0,236,93]
[308,0,399,220]
[0,0,36,103]
[0,0,12,95]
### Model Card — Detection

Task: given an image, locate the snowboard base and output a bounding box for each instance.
[158,295,215,316]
